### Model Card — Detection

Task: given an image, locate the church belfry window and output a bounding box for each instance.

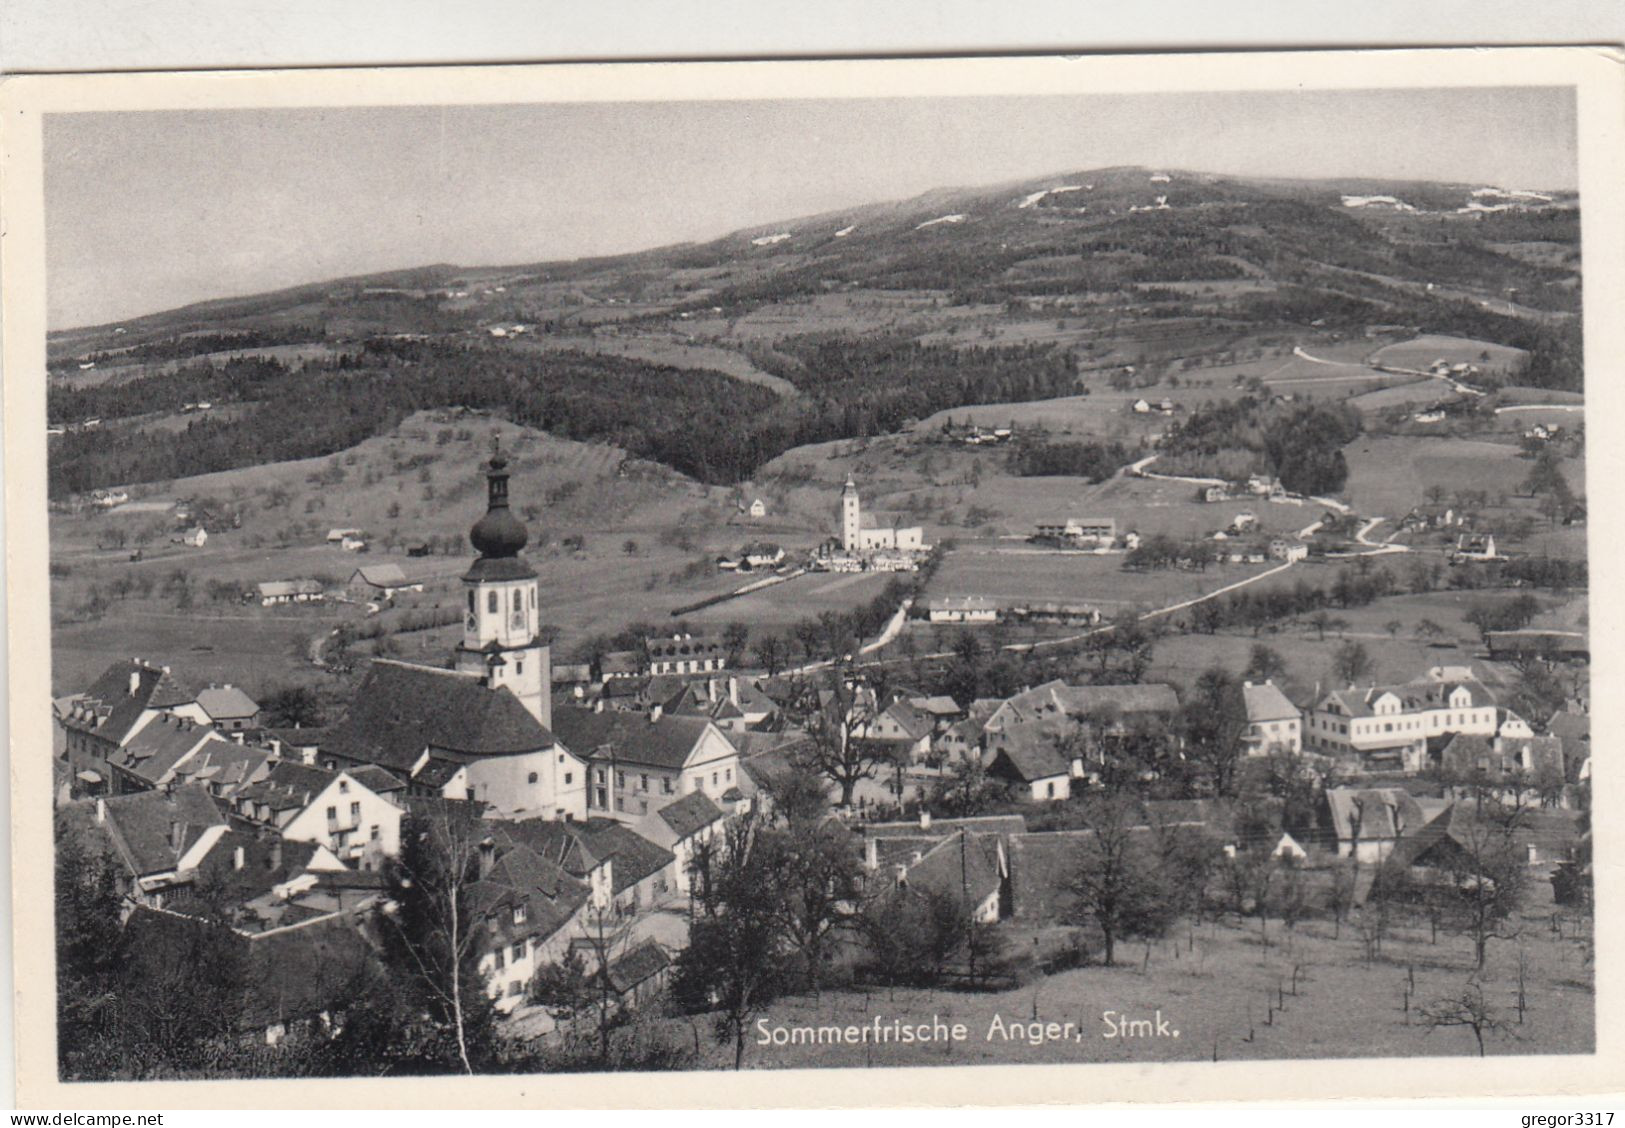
[467,590,475,613]
[488,590,498,614]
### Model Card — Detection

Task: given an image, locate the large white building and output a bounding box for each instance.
[1306,670,1501,774]
[841,477,924,553]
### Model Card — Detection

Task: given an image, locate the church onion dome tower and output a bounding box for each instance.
[457,433,551,730]
[465,438,537,583]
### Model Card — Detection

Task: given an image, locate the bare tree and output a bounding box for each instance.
[1066,796,1175,967]
[793,664,892,809]
[380,803,497,1075]
[1419,980,1516,1057]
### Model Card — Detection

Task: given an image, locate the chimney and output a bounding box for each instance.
[593,697,605,714]
[729,677,740,707]
[910,849,924,864]
[95,798,106,824]
[649,704,663,723]
[233,845,245,871]
[129,670,141,696]
[918,810,931,831]
[478,837,495,879]
[269,838,283,871]
[169,821,183,851]
[863,836,879,871]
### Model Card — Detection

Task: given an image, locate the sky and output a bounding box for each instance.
[44,86,1577,329]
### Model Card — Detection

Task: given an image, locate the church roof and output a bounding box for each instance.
[324,659,554,771]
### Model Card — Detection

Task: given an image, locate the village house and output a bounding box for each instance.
[59,785,232,910]
[1201,484,1231,503]
[1240,680,1302,756]
[172,526,208,548]
[645,633,727,677]
[635,790,727,895]
[255,579,326,607]
[1451,533,1498,563]
[598,650,644,680]
[1382,804,1583,878]
[551,663,595,698]
[982,680,1181,736]
[551,704,743,821]
[1307,671,1500,773]
[346,563,422,600]
[1323,787,1443,863]
[229,760,405,869]
[167,739,276,799]
[926,595,999,624]
[655,676,778,733]
[105,714,235,794]
[740,543,785,570]
[456,821,593,1015]
[168,683,262,732]
[1034,516,1117,546]
[983,726,1085,802]
[748,498,767,518]
[856,697,936,763]
[59,660,199,798]
[865,826,1008,924]
[494,816,678,915]
[325,527,363,544]
[1268,538,1309,563]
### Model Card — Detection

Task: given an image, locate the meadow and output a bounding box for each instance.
[926,543,1279,615]
[715,887,1591,1069]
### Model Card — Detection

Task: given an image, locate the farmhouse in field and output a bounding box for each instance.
[927,596,998,624]
[1269,538,1309,563]
[1034,516,1116,546]
[172,526,208,548]
[346,564,422,599]
[255,579,325,606]
[1451,533,1498,563]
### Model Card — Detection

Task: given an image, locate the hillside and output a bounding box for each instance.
[47,166,1583,499]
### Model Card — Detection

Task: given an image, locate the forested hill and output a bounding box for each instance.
[48,165,1582,496]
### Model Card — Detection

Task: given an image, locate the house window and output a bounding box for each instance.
[339,780,349,793]
[370,825,380,841]
[616,771,626,789]
[350,801,360,819]
[564,772,572,785]
[516,661,524,676]
[725,768,732,782]
[512,942,525,961]
[1046,782,1056,799]
[513,905,526,925]
[494,949,506,970]
[326,805,337,820]
[509,980,523,998]
[640,774,649,792]
[595,787,607,807]
[528,772,539,784]
[595,769,605,784]
[712,772,718,786]
[662,778,673,795]
[615,797,625,812]
[468,590,475,613]
[693,776,702,791]
[488,591,498,614]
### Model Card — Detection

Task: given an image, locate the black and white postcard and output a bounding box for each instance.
[3,47,1620,1108]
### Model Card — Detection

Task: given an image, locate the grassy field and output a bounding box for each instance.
[926,543,1279,614]
[1144,588,1542,693]
[720,891,1591,1069]
[680,570,901,630]
[1370,334,1529,376]
[1339,436,1583,519]
[1348,380,1453,412]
